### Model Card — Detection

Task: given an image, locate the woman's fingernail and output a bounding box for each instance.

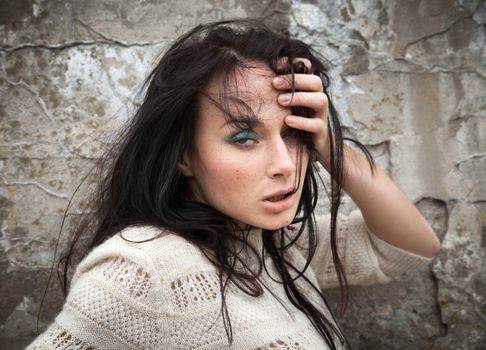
[273,76,284,85]
[279,94,290,103]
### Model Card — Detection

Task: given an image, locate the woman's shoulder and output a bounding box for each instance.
[72,225,215,286]
[92,224,203,256]
[30,226,215,350]
[116,224,203,256]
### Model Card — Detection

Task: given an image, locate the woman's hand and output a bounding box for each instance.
[272,58,440,258]
[271,58,331,165]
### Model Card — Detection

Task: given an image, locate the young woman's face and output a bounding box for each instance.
[180,63,309,230]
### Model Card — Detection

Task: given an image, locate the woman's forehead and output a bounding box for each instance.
[204,64,278,106]
[198,65,289,128]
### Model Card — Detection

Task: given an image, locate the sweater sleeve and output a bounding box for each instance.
[309,210,434,289]
[27,231,170,350]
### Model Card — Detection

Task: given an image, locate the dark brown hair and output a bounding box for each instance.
[58,19,374,349]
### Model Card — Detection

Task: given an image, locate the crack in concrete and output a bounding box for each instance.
[403,18,466,53]
[402,1,484,55]
[0,38,168,54]
[1,155,69,160]
[74,18,158,48]
[3,258,53,270]
[1,141,99,161]
[372,65,486,80]
[473,298,486,322]
[62,146,100,160]
[0,176,69,199]
[455,152,486,167]
[1,76,55,124]
[1,236,50,244]
[0,141,59,147]
[0,40,112,54]
[2,1,170,52]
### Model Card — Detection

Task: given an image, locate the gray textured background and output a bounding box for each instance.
[0,0,485,349]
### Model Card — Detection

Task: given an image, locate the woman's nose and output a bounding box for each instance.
[266,138,296,178]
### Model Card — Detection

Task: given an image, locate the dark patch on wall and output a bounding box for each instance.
[342,45,370,76]
[0,0,33,26]
[0,262,64,335]
[416,197,449,240]
[0,195,13,222]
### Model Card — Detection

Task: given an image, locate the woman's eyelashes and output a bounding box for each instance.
[226,129,258,146]
[282,127,300,139]
[226,127,302,147]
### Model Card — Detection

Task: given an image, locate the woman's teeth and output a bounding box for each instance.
[268,194,286,202]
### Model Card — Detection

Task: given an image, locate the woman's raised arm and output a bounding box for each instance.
[324,144,441,258]
[273,68,441,258]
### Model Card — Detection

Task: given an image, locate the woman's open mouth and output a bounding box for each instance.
[262,189,296,213]
[266,192,293,202]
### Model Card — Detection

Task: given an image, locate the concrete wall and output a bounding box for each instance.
[0,0,484,349]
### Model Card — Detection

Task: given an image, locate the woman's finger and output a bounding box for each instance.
[285,115,326,133]
[272,74,323,92]
[277,91,328,112]
[286,114,330,162]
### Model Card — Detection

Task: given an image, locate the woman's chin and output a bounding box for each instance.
[258,217,294,231]
[234,211,297,231]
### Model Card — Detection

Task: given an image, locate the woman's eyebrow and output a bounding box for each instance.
[219,118,263,130]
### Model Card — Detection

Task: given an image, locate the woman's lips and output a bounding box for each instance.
[261,190,295,213]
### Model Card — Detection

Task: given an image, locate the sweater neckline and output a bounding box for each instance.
[244,225,297,251]
[246,227,264,250]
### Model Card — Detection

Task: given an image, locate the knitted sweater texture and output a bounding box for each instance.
[28,211,432,350]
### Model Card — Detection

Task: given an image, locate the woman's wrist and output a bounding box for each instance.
[317,132,334,171]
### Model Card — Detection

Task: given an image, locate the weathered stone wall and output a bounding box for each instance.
[0,0,484,349]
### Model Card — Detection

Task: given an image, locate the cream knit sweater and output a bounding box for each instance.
[28,211,432,350]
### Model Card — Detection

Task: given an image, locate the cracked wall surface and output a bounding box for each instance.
[1,0,485,349]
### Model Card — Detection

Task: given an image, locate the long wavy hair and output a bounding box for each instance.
[57,19,373,349]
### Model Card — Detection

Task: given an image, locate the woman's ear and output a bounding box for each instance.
[177,153,194,177]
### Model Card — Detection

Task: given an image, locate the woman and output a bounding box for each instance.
[28,20,440,349]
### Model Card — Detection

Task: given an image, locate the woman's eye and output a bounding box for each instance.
[227,130,258,145]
